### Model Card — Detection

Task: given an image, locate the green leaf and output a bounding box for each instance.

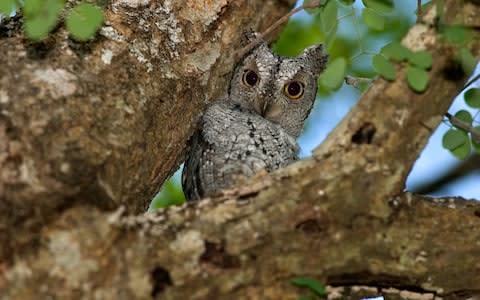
[297,296,314,300]
[472,126,480,154]
[362,8,385,31]
[291,277,327,296]
[372,54,396,80]
[23,0,42,16]
[451,138,470,159]
[66,3,104,41]
[442,129,468,150]
[0,0,16,16]
[464,88,480,108]
[457,48,477,75]
[362,0,394,14]
[380,41,411,61]
[339,0,355,5]
[408,51,433,69]
[323,21,338,50]
[24,16,52,40]
[442,25,474,46]
[24,0,64,41]
[436,0,444,26]
[443,128,471,160]
[454,110,473,126]
[319,57,347,90]
[406,65,429,92]
[320,0,338,34]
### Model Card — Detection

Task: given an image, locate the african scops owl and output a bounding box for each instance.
[182,35,328,201]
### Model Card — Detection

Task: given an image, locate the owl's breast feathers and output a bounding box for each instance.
[182,101,299,201]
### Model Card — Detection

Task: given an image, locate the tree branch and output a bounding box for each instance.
[0,0,294,261]
[1,189,479,299]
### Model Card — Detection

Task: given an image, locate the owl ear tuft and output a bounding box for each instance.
[240,29,260,47]
[238,30,269,59]
[300,44,329,77]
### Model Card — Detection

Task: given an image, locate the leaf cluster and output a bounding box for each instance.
[299,0,400,92]
[443,90,480,159]
[0,0,104,41]
[434,1,479,159]
[299,0,479,161]
[374,42,432,92]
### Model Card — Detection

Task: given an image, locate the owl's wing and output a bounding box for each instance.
[183,101,300,201]
[277,128,300,163]
[182,128,208,201]
[257,123,299,171]
[183,102,234,201]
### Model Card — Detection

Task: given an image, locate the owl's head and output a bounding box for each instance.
[228,35,328,138]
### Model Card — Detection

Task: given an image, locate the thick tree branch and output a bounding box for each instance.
[314,0,480,212]
[1,189,479,299]
[0,0,293,261]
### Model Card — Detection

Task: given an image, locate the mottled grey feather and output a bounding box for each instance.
[182,37,328,201]
[183,101,299,200]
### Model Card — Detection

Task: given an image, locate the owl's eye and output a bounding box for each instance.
[242,70,259,87]
[284,81,304,100]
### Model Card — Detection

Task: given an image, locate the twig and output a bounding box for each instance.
[445,112,480,143]
[417,0,422,19]
[442,74,480,142]
[345,75,373,89]
[463,73,480,91]
[412,154,480,194]
[234,0,327,60]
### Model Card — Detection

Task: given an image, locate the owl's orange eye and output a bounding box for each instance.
[242,70,259,87]
[284,81,304,99]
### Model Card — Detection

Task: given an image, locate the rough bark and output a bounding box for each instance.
[3,192,480,299]
[1,0,480,299]
[0,0,293,260]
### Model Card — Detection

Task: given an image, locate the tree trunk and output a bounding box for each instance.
[1,0,480,299]
[0,0,293,261]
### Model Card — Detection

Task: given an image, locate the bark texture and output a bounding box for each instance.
[1,0,480,299]
[0,0,293,261]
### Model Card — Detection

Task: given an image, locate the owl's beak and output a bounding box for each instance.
[252,99,270,116]
[260,101,269,116]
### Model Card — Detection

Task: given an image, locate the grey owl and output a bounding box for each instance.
[182,35,328,201]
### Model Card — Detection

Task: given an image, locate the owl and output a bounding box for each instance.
[182,34,328,201]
